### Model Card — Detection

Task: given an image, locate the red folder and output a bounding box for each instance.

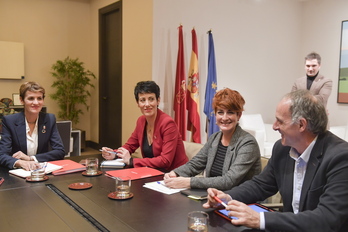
[50,159,86,175]
[105,167,164,180]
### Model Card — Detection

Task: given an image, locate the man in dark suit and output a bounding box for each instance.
[203,90,348,232]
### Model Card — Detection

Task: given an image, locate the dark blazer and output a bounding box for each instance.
[226,131,348,232]
[122,109,188,172]
[0,112,65,169]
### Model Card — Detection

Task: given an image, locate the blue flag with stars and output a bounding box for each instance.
[204,31,219,137]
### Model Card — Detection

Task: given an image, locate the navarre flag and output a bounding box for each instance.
[204,31,219,137]
[174,25,187,140]
[187,28,201,143]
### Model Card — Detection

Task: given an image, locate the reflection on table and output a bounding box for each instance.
[0,154,262,232]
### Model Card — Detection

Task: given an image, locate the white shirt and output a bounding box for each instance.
[290,138,316,214]
[26,118,38,162]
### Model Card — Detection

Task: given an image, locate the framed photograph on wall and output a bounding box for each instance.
[12,93,21,106]
[338,20,348,103]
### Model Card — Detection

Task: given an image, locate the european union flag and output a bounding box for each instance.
[204,31,219,137]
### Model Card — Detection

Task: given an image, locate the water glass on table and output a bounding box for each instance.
[31,162,47,181]
[86,158,99,175]
[187,211,209,232]
[115,176,131,198]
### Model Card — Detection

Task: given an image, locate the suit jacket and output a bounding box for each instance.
[122,109,188,172]
[291,74,332,107]
[227,131,348,232]
[0,112,65,169]
[173,125,261,190]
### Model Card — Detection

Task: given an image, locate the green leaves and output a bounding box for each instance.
[50,57,96,125]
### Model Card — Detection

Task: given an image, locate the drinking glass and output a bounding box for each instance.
[187,211,209,232]
[86,158,99,175]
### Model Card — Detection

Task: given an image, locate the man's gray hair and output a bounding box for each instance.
[285,90,327,135]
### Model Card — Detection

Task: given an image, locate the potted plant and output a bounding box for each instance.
[50,56,96,126]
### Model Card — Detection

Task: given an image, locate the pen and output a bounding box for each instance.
[32,162,47,172]
[213,196,228,208]
[99,149,118,155]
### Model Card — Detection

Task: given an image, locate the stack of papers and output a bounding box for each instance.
[143,180,187,195]
[9,162,63,178]
[100,159,125,168]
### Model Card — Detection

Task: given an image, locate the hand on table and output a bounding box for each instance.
[163,173,190,189]
[163,171,177,179]
[14,160,40,171]
[203,188,260,229]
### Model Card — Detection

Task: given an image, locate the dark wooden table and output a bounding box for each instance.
[0,154,261,232]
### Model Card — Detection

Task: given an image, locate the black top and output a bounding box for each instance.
[306,72,319,90]
[210,141,227,177]
[142,128,154,158]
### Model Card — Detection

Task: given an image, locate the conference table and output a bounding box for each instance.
[0,154,262,232]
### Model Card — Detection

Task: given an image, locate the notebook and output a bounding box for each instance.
[9,162,63,178]
[180,189,208,200]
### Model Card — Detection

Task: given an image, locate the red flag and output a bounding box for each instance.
[187,28,201,143]
[174,25,187,140]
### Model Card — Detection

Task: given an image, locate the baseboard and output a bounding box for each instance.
[86,140,100,150]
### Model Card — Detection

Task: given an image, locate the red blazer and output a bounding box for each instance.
[122,109,188,172]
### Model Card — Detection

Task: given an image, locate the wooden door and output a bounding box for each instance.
[99,1,122,148]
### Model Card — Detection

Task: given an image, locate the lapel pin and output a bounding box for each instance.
[42,125,46,134]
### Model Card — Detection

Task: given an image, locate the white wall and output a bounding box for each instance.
[153,0,303,142]
[301,0,348,127]
[2,0,347,144]
[153,0,348,142]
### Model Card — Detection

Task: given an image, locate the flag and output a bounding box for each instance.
[174,25,187,140]
[186,28,201,143]
[204,31,219,137]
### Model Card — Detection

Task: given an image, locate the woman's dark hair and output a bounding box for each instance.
[134,81,160,102]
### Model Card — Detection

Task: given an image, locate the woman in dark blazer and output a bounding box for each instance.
[0,82,65,170]
[101,81,188,172]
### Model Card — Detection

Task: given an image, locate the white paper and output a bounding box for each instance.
[143,180,187,195]
[9,162,63,178]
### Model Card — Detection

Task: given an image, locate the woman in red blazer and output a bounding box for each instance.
[102,81,188,172]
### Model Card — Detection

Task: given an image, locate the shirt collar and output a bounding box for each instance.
[25,116,39,131]
[289,136,318,163]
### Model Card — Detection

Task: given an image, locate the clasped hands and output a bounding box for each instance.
[202,188,261,229]
[12,151,39,171]
[101,147,131,165]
